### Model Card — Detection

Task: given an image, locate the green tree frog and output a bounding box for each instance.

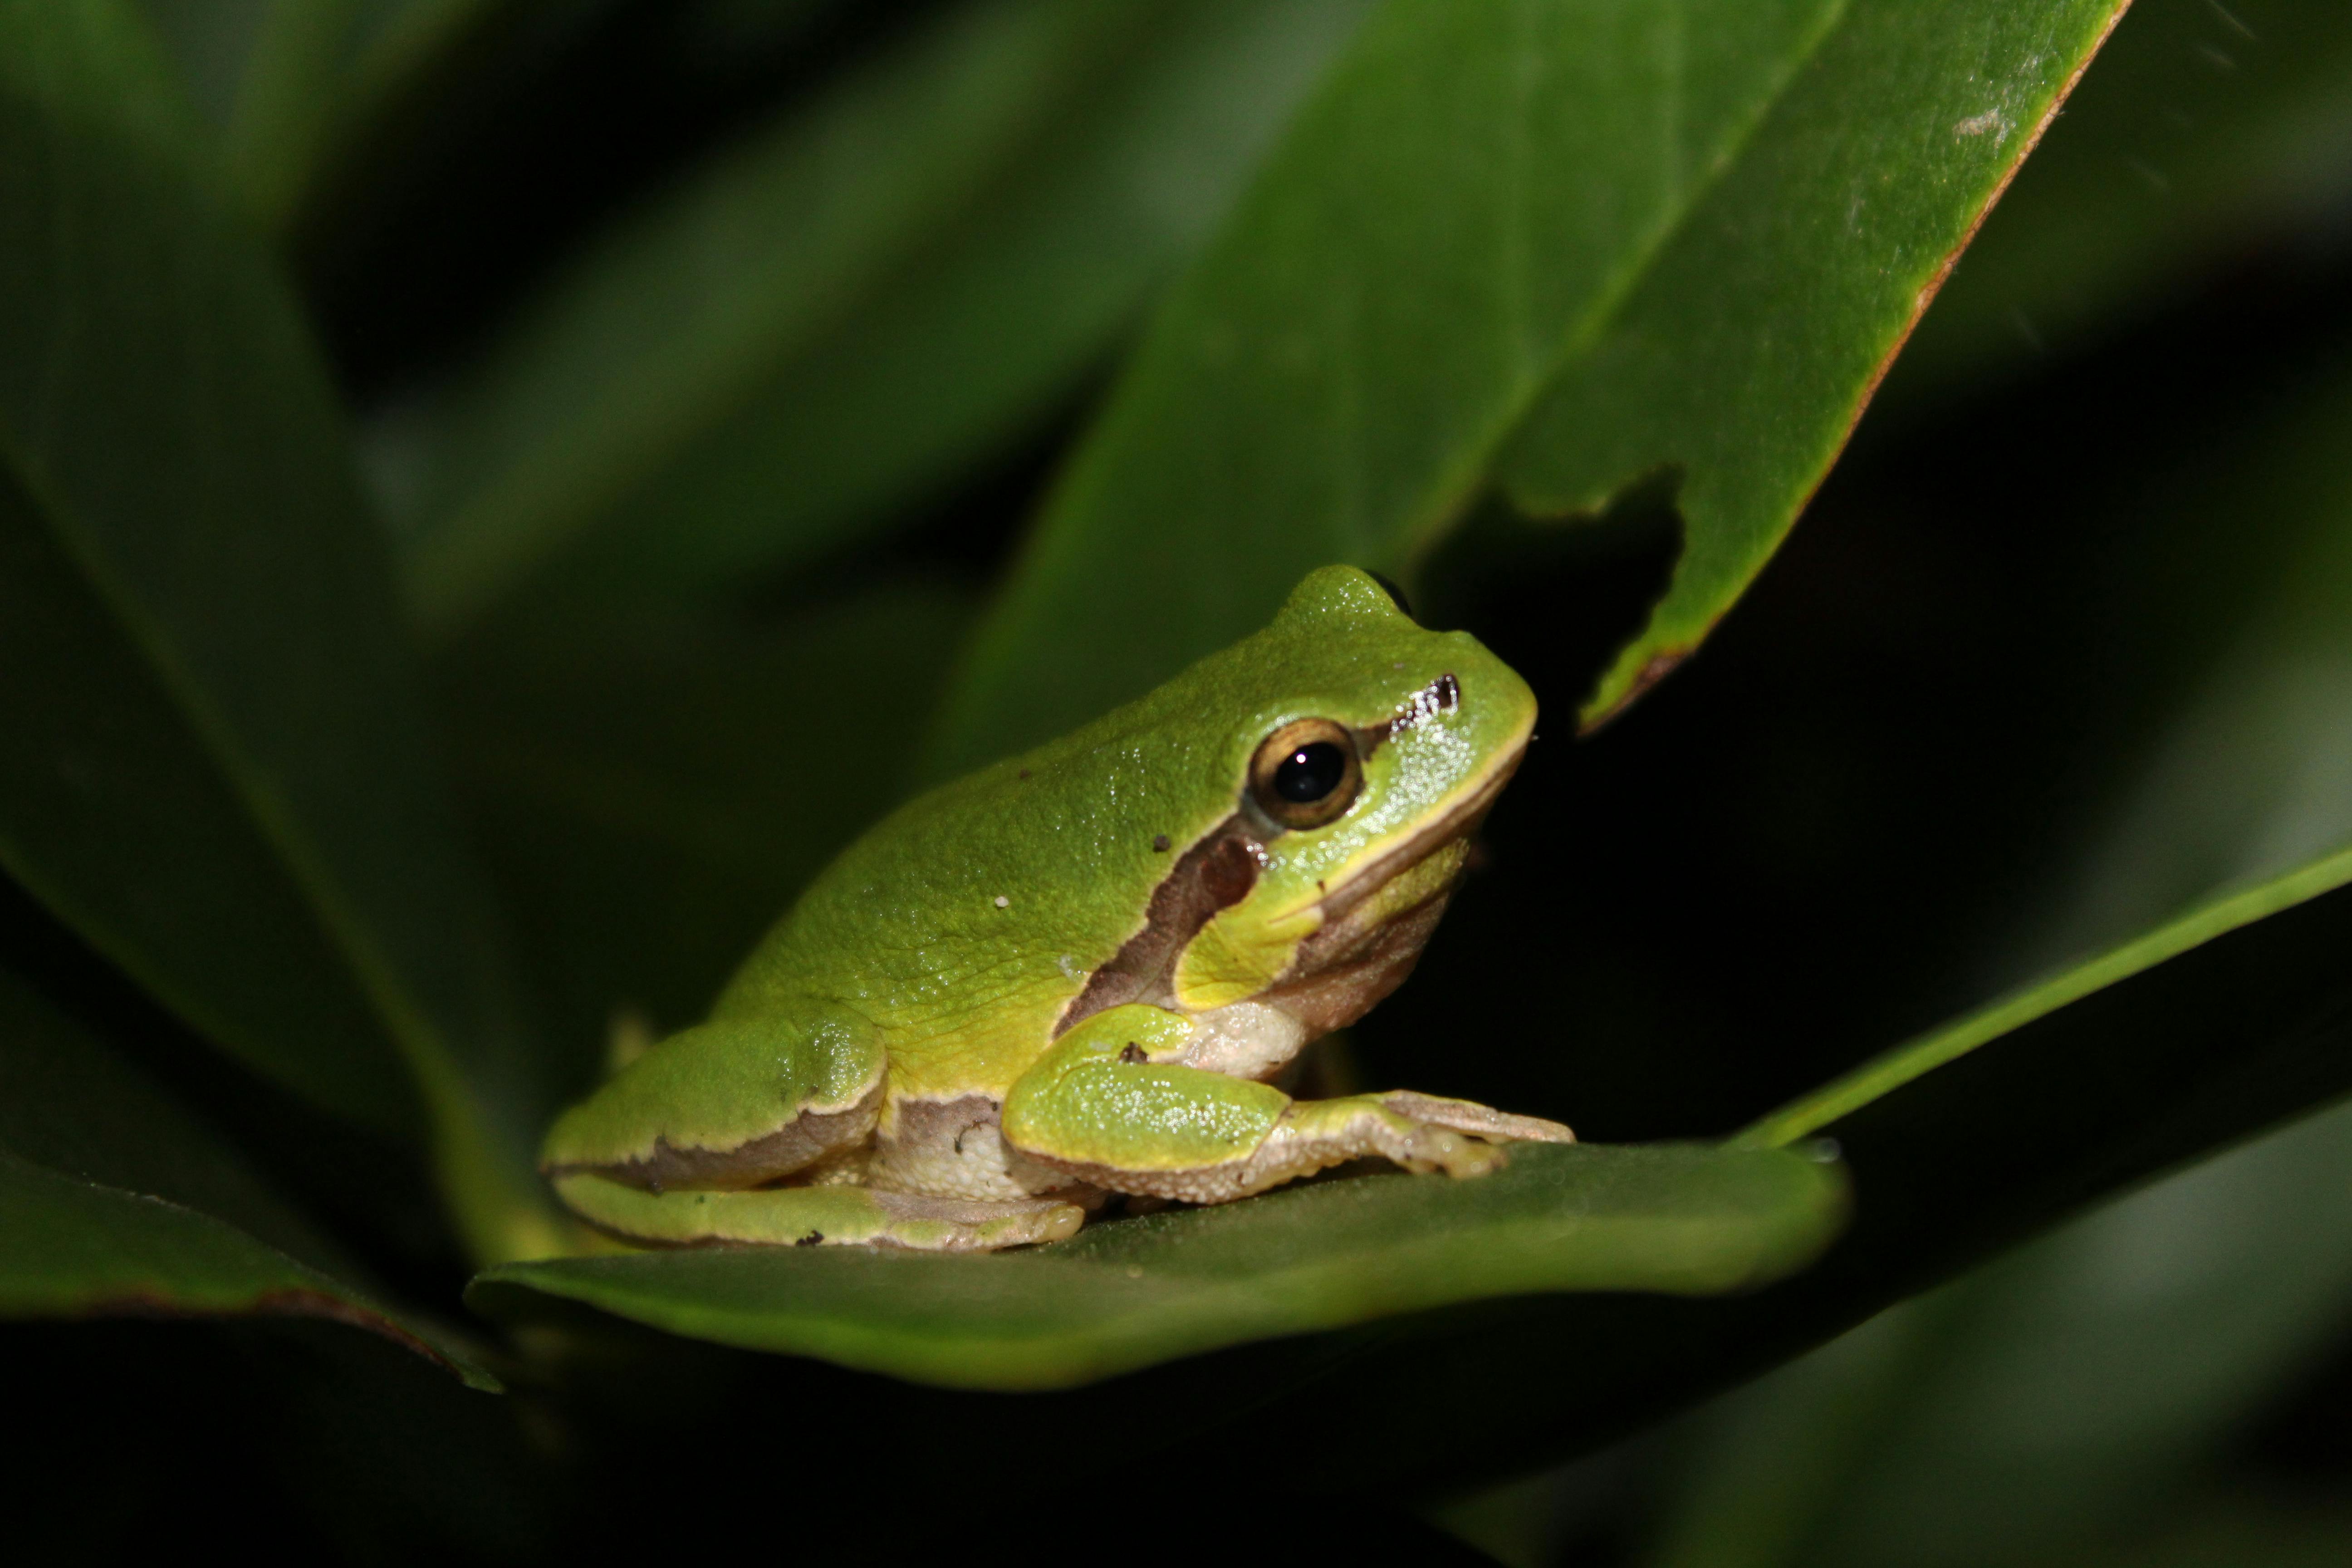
[541,566,1571,1251]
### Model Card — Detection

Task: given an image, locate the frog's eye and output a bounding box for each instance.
[1249,719,1362,830]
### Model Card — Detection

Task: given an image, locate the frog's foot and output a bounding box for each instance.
[1002,1006,1576,1205]
[1023,1090,1560,1206]
[1374,1090,1574,1146]
[1199,1092,1564,1202]
[550,1174,1084,1252]
[1024,1093,1485,1205]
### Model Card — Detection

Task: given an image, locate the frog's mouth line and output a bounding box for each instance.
[1247,731,1528,1035]
[1300,732,1526,927]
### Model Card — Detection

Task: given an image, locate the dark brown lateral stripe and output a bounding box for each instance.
[1053,674,1466,1037]
[554,1074,886,1192]
[1055,813,1263,1034]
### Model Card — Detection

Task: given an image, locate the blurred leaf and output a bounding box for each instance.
[1,1153,499,1388]
[0,967,498,1388]
[1654,1101,2352,1568]
[2024,374,2352,965]
[1741,855,2352,1154]
[926,0,2130,778]
[441,580,980,1099]
[1821,1101,2352,1566]
[138,0,524,229]
[0,1,564,1263]
[470,1142,1847,1390]
[386,0,1367,637]
[1642,1308,1927,1568]
[1642,308,2352,1568]
[4,0,195,152]
[0,408,414,1132]
[1895,0,2352,399]
[2073,1495,2352,1568]
[0,965,355,1274]
[1032,841,2352,1504]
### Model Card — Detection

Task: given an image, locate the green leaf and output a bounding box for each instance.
[0,965,498,1389]
[926,0,2129,779]
[386,0,1368,637]
[2071,1497,2352,1568]
[715,843,2352,1499]
[1,1153,499,1389]
[0,436,416,1132]
[1895,0,2352,400]
[138,0,518,229]
[1638,311,2352,1568]
[1652,1100,2352,1568]
[0,2,564,1263]
[1740,851,2352,1151]
[4,0,195,155]
[470,1141,1847,1390]
[1264,846,2352,1501]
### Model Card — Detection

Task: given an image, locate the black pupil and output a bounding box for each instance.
[1274,742,1348,804]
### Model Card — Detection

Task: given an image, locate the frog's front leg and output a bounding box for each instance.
[1002,1005,1572,1204]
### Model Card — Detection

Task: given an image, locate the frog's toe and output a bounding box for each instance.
[1379,1090,1574,1145]
[865,1190,1086,1250]
[1394,1123,1508,1179]
[1252,1096,1512,1185]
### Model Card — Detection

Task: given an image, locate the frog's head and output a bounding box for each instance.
[1061,565,1536,1049]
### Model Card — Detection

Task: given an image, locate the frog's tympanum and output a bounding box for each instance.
[541,567,1572,1251]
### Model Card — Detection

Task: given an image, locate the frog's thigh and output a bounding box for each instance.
[551,1174,1083,1251]
[543,1008,886,1190]
[1000,1005,1514,1204]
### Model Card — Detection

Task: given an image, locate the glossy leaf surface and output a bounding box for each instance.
[2,1154,497,1389]
[0,966,496,1388]
[928,0,2130,777]
[1894,0,2352,400]
[1637,314,2352,1568]
[472,1141,1847,1390]
[1250,845,2352,1499]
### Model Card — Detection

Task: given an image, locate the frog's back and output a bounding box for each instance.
[709,694,1240,1096]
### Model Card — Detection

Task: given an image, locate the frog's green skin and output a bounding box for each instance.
[542,567,1570,1251]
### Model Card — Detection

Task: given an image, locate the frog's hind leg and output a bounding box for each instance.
[542,1009,887,1192]
[550,1175,1083,1252]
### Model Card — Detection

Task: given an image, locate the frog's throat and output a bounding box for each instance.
[1054,715,1525,1041]
[1245,742,1520,1035]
